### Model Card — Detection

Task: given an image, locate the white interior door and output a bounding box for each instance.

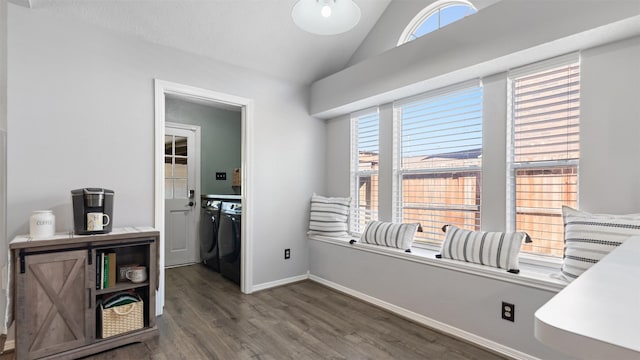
[164,126,197,267]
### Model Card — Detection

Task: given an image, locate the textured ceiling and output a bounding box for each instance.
[28,0,392,84]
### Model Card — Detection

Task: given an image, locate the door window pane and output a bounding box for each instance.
[165,179,174,199]
[174,163,187,178]
[164,157,172,177]
[165,136,173,155]
[175,136,187,156]
[165,132,190,200]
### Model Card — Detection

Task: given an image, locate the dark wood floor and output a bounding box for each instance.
[3,265,507,360]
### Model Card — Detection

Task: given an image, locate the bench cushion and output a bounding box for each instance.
[308,194,350,237]
[440,225,529,272]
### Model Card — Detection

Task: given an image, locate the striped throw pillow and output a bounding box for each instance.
[360,221,419,250]
[561,206,640,281]
[439,225,530,272]
[308,194,350,237]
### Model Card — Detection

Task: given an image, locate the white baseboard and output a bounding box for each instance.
[251,273,309,293]
[309,274,541,360]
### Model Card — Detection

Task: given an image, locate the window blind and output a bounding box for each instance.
[351,110,380,233]
[395,82,482,245]
[508,54,580,257]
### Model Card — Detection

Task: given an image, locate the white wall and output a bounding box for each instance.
[6,4,325,289]
[309,241,566,359]
[480,72,507,231]
[0,0,8,342]
[580,37,640,213]
[311,0,640,118]
[318,34,640,360]
[347,0,501,67]
[325,115,350,198]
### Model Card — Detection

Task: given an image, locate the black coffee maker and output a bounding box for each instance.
[71,188,114,235]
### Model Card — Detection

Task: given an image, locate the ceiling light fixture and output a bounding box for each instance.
[292,0,361,35]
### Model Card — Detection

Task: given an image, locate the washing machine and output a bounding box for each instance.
[218,200,242,286]
[200,196,222,272]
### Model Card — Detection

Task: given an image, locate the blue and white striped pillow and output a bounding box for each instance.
[561,206,640,281]
[308,194,350,237]
[360,221,419,250]
[439,225,530,272]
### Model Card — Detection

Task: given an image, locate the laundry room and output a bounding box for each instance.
[164,95,242,286]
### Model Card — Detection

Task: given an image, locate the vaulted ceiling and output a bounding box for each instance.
[25,0,392,84]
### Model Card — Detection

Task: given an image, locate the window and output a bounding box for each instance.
[395,82,483,245]
[164,134,189,199]
[507,54,580,258]
[398,0,477,45]
[351,110,380,233]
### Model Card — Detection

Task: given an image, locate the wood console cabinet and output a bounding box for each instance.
[10,228,159,360]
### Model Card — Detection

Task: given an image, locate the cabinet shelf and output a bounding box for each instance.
[95,281,149,295]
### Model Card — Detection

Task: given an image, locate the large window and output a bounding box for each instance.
[507,54,580,258]
[395,82,483,245]
[346,54,579,262]
[351,110,380,233]
[398,0,477,45]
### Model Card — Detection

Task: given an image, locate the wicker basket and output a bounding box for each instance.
[99,298,144,338]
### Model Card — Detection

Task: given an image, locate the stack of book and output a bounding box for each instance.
[96,251,116,289]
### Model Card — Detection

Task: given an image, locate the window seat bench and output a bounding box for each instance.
[308,234,568,293]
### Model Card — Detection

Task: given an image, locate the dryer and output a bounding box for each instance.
[200,197,222,272]
[200,194,241,272]
[218,201,242,286]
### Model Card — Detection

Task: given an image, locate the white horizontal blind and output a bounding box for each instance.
[351,110,380,233]
[395,83,482,245]
[508,54,580,257]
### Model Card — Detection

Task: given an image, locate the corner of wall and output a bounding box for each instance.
[1,0,8,241]
[0,0,10,343]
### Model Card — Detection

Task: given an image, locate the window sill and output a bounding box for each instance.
[308,234,568,293]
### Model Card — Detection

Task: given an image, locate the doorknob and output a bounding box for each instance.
[188,201,195,207]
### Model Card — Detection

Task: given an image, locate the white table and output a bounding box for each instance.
[535,236,640,359]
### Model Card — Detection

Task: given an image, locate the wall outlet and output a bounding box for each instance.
[284,248,291,259]
[215,172,226,180]
[502,302,515,322]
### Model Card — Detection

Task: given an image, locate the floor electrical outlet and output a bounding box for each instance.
[284,248,291,259]
[502,302,515,322]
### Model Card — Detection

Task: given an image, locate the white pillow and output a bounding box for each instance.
[561,206,640,281]
[359,221,419,250]
[439,225,530,273]
[307,193,350,237]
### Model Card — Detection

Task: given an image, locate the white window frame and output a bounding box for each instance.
[393,80,483,248]
[350,108,380,234]
[397,0,477,46]
[506,53,580,260]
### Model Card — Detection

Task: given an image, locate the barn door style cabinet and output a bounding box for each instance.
[10,228,159,360]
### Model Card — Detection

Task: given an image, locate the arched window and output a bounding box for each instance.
[398,0,477,45]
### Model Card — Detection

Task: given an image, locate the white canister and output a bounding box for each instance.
[30,210,56,238]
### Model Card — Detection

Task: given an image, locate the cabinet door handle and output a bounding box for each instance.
[87,288,92,309]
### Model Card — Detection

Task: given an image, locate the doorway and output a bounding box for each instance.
[154,80,255,315]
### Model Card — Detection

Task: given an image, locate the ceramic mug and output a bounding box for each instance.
[87,212,110,231]
[125,266,147,283]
